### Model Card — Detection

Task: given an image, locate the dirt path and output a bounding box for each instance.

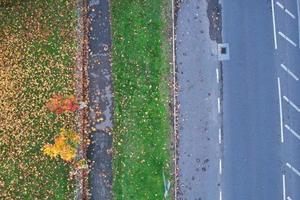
[86,0,113,199]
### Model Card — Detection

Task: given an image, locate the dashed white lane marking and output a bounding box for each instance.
[276,2,296,19]
[283,174,286,200]
[216,68,220,83]
[278,78,284,143]
[217,97,221,114]
[283,95,300,112]
[272,0,278,49]
[219,190,222,200]
[287,196,293,200]
[278,31,297,47]
[286,162,300,177]
[276,1,284,9]
[218,128,222,144]
[297,0,300,47]
[219,159,222,175]
[280,64,299,81]
[285,124,300,141]
[285,9,296,19]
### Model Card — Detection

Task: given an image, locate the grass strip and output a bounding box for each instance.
[111,0,172,199]
[0,1,77,198]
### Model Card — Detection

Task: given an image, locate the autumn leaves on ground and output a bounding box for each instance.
[0,1,78,198]
[1,0,172,199]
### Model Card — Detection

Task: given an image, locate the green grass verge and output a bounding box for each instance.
[111,0,172,199]
[0,1,77,199]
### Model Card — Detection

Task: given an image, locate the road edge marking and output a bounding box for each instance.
[283,174,286,200]
[272,0,278,49]
[297,0,300,47]
[278,77,284,143]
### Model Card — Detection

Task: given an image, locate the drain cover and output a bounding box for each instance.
[218,43,230,61]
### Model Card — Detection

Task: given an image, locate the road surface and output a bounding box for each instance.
[176,0,222,199]
[87,0,113,199]
[222,0,300,199]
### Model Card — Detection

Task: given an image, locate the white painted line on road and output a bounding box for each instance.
[287,196,293,200]
[297,0,300,47]
[285,9,296,19]
[278,77,284,143]
[280,64,299,81]
[278,31,297,47]
[272,0,278,49]
[219,159,222,175]
[218,97,221,114]
[171,0,177,198]
[276,1,284,9]
[216,68,220,83]
[286,162,300,177]
[276,2,296,19]
[219,128,222,144]
[219,190,222,200]
[277,2,296,18]
[283,174,286,200]
[283,95,300,112]
[285,124,300,141]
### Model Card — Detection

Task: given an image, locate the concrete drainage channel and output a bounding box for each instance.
[86,0,113,199]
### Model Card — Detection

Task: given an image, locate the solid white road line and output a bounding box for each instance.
[285,124,300,141]
[171,0,177,198]
[219,159,222,175]
[272,0,278,49]
[216,68,219,83]
[280,64,299,81]
[218,97,221,113]
[219,128,222,144]
[278,31,297,47]
[297,0,300,47]
[283,174,286,200]
[286,162,300,177]
[283,95,300,112]
[278,78,284,143]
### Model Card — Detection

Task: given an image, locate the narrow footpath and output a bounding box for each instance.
[176,0,223,199]
[87,0,113,199]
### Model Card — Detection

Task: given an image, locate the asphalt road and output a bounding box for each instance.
[87,0,113,199]
[222,0,300,199]
[176,0,222,199]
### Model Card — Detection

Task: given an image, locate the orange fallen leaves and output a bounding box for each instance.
[46,94,79,114]
[43,128,80,162]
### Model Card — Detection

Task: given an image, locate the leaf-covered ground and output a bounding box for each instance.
[111,0,172,199]
[0,1,77,198]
